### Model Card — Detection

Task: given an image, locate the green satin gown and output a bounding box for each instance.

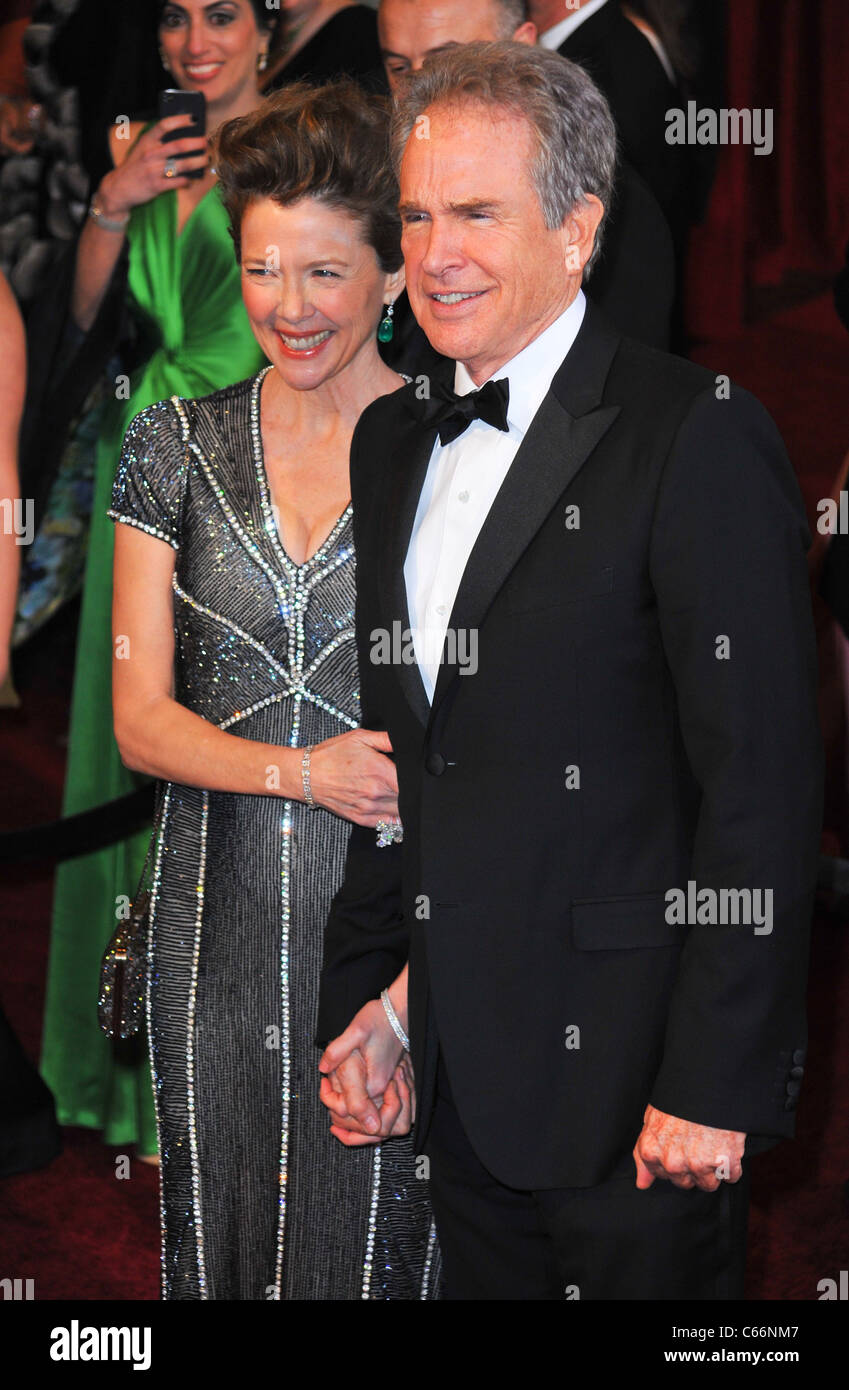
[40,182,267,1151]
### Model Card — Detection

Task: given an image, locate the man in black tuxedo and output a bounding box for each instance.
[317,42,822,1299]
[531,0,697,349]
[530,0,687,232]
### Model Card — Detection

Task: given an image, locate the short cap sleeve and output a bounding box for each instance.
[107,397,190,549]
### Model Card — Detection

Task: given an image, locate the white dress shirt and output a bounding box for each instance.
[538,0,610,53]
[404,291,586,702]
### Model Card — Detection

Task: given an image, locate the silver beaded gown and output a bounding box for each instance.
[107,366,440,1300]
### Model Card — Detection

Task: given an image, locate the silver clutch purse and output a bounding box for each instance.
[98,786,163,1040]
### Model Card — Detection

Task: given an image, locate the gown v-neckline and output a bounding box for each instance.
[173,181,217,244]
[251,365,353,573]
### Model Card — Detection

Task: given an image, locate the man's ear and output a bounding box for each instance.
[513,21,538,47]
[562,194,605,276]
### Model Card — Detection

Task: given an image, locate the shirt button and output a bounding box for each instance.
[458,490,470,502]
[435,604,446,615]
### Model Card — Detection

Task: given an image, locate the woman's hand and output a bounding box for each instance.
[318,997,413,1145]
[309,728,399,826]
[97,114,209,218]
[322,1057,414,1147]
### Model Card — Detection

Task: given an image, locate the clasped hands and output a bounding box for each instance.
[319,1002,746,1188]
[318,997,414,1146]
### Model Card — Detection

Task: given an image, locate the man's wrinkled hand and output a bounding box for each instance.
[318,999,411,1144]
[633,1104,745,1192]
[320,1055,415,1147]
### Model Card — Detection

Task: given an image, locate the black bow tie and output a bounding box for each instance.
[412,376,510,446]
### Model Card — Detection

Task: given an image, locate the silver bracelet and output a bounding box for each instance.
[88,198,129,233]
[301,744,316,808]
[380,988,410,1052]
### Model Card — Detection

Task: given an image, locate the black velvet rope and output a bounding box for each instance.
[0,783,156,864]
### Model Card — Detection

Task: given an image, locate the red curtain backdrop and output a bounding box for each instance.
[0,1,34,99]
[686,0,849,337]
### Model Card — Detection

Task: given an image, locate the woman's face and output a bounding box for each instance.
[159,1,268,103]
[240,196,404,391]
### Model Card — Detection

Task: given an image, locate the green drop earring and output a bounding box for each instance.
[377,300,395,343]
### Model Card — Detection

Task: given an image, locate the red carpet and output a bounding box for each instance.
[1,294,848,1300]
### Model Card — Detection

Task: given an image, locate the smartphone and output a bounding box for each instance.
[158,89,207,180]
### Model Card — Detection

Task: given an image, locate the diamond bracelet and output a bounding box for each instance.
[380,988,410,1052]
[88,197,130,233]
[301,744,316,808]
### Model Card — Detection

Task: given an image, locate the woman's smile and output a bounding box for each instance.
[276,327,335,356]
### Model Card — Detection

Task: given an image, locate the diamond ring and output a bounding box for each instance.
[376,818,403,848]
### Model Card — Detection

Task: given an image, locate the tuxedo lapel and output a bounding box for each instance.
[377,406,439,729]
[428,303,622,717]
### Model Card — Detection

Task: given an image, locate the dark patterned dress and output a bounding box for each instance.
[107,367,440,1300]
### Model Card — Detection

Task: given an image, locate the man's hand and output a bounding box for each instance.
[320,1055,415,1147]
[633,1104,746,1192]
[318,998,412,1144]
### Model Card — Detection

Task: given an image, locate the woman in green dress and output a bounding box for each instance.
[40,0,276,1158]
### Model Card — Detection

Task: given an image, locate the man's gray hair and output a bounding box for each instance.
[492,0,530,34]
[392,40,617,275]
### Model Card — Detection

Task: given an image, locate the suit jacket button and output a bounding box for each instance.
[789,1065,804,1079]
[786,1079,802,1098]
[792,1048,806,1066]
[784,1096,797,1111]
[425,753,447,776]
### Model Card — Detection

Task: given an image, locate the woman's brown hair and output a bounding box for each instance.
[215,80,402,272]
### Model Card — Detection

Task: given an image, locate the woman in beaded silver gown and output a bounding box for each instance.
[107,83,440,1300]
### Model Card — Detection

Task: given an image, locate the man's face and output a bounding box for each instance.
[399,101,579,382]
[379,0,534,93]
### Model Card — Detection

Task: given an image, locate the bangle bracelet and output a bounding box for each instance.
[88,198,129,233]
[380,988,410,1052]
[301,744,316,808]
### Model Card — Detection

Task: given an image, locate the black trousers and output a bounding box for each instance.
[423,1053,750,1301]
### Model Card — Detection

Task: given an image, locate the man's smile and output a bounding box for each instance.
[430,290,487,303]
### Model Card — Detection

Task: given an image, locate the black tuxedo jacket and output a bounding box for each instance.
[557,0,688,241]
[318,301,822,1189]
[587,159,673,349]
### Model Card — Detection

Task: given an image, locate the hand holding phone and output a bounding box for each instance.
[158,89,207,180]
[95,107,210,221]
